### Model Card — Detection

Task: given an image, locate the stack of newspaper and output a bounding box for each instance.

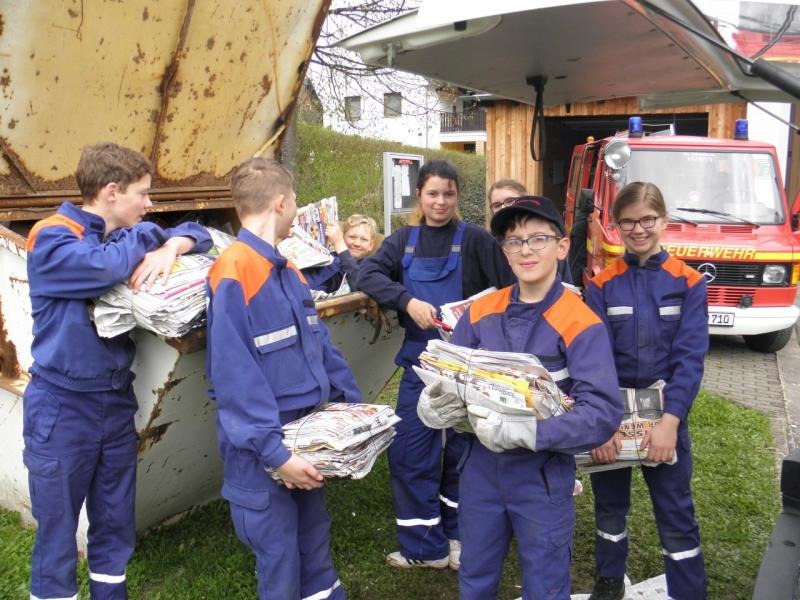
[93,254,213,338]
[575,381,673,472]
[273,403,401,481]
[277,196,340,269]
[413,339,572,419]
[93,227,235,339]
[295,196,338,248]
[277,225,334,270]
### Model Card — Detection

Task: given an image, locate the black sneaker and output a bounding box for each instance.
[588,576,625,600]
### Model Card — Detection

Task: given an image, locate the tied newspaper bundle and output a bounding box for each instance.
[93,227,235,338]
[575,381,673,473]
[413,339,573,424]
[277,196,338,270]
[271,403,401,482]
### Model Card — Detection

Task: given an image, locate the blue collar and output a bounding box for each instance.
[58,201,106,238]
[623,249,668,270]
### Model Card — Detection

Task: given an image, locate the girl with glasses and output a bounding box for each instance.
[584,181,708,600]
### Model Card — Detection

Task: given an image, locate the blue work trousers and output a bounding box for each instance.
[459,439,576,600]
[389,365,464,560]
[591,431,707,600]
[23,375,137,600]
[222,449,344,600]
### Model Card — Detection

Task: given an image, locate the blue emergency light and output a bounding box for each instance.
[628,116,643,138]
[734,119,749,140]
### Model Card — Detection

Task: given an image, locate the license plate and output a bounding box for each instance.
[708,312,735,327]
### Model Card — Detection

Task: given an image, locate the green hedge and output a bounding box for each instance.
[295,122,487,232]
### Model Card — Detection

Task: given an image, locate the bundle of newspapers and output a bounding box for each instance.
[272,402,401,482]
[575,381,674,473]
[277,196,338,269]
[413,339,572,420]
[93,227,235,338]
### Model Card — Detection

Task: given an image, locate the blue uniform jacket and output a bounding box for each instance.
[303,250,361,293]
[358,220,514,315]
[206,228,362,470]
[26,201,212,391]
[451,280,622,454]
[584,250,708,422]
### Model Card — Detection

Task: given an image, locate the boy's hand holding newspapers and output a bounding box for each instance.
[417,382,467,429]
[640,413,679,463]
[275,455,324,490]
[466,402,538,453]
[590,432,622,463]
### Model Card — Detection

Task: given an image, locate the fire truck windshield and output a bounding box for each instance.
[622,150,783,225]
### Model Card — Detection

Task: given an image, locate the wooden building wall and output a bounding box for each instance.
[485,97,748,200]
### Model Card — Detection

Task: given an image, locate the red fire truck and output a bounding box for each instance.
[565,118,800,352]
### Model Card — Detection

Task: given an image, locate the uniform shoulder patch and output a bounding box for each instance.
[589,258,627,289]
[469,286,513,324]
[208,241,273,303]
[543,289,602,347]
[27,214,85,252]
[663,255,703,287]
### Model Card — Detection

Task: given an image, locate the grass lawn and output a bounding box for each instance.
[0,388,779,599]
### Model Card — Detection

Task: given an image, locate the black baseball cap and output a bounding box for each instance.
[490,195,565,237]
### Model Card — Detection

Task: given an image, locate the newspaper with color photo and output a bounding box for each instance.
[575,380,675,473]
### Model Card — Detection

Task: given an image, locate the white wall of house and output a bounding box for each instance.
[314,71,449,149]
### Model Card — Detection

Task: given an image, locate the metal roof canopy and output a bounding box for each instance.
[339,0,800,109]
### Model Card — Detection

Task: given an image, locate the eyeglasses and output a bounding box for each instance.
[500,234,562,254]
[490,197,518,213]
[616,215,660,231]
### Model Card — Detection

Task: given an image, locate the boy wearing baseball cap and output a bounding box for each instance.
[434,196,622,598]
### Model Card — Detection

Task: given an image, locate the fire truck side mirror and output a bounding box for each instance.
[792,212,800,232]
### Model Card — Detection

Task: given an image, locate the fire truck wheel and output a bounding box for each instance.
[744,326,794,353]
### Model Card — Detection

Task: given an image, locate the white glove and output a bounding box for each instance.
[467,402,538,452]
[417,382,467,429]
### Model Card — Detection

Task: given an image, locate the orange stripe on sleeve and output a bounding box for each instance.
[208,241,272,304]
[589,258,627,289]
[27,214,85,252]
[469,286,513,324]
[662,256,703,287]
[543,290,602,347]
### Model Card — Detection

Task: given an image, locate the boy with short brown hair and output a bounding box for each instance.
[206,157,360,600]
[24,142,211,600]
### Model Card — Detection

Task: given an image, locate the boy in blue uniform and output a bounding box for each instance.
[23,142,212,600]
[585,182,708,600]
[205,158,361,600]
[438,196,622,599]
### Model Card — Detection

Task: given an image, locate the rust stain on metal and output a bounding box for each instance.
[143,6,149,21]
[158,373,187,397]
[137,422,172,452]
[133,43,146,65]
[8,119,17,129]
[150,0,196,165]
[261,75,271,95]
[0,12,4,36]
[0,297,21,379]
[206,37,215,50]
[138,371,186,452]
